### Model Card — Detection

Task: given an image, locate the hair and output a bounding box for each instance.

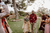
[32,10,34,12]
[46,14,49,18]
[26,13,29,16]
[0,0,2,2]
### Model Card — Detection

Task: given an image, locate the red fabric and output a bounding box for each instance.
[29,14,37,23]
[2,18,7,33]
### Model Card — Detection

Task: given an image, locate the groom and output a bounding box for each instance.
[29,10,37,33]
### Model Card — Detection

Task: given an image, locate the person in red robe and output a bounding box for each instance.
[2,14,10,33]
[29,10,37,33]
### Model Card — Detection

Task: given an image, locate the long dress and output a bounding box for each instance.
[39,15,46,31]
[0,5,9,33]
[22,17,31,32]
[45,19,50,33]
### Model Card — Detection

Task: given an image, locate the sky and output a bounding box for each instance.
[8,0,50,12]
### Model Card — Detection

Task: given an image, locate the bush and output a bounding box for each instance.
[18,11,26,16]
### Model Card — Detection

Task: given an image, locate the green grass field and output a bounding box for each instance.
[7,16,43,33]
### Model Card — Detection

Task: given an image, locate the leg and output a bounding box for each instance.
[34,23,37,33]
[31,23,34,33]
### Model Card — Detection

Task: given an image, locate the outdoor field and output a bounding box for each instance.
[8,16,43,33]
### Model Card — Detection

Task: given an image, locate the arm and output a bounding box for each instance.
[3,14,10,18]
[0,5,10,18]
[22,20,25,29]
[38,10,43,16]
[29,15,31,22]
[41,17,45,22]
[35,14,37,21]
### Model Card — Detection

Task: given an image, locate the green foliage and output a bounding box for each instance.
[10,11,13,15]
[37,11,45,17]
[30,0,35,1]
[4,0,11,4]
[37,12,41,17]
[18,11,26,16]
[37,7,48,17]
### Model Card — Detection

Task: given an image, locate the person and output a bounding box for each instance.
[0,5,9,33]
[38,10,47,31]
[0,0,10,33]
[22,13,31,33]
[44,16,50,33]
[29,10,37,33]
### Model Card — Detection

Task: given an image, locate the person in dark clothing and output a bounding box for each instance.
[38,10,47,31]
[39,15,46,31]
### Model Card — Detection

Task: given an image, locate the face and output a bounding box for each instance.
[32,11,34,14]
[26,15,29,17]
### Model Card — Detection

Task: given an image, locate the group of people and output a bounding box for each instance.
[22,10,50,33]
[0,0,10,33]
[39,10,50,33]
[22,11,37,33]
[0,0,50,33]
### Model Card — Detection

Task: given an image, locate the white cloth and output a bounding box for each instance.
[22,21,31,32]
[0,5,9,33]
[0,2,5,6]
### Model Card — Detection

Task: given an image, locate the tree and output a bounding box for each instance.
[3,0,35,19]
[12,0,18,20]
[37,7,48,17]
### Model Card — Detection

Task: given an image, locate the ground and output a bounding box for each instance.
[8,16,43,33]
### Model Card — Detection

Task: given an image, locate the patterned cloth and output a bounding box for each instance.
[22,17,31,32]
[29,14,37,23]
[0,5,9,33]
[2,18,7,33]
[24,17,29,22]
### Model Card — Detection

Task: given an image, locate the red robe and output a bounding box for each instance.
[29,14,37,23]
[2,18,7,33]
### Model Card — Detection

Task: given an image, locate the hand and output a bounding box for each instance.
[6,24,9,27]
[1,10,4,13]
[38,10,40,12]
[31,23,33,24]
[7,14,10,16]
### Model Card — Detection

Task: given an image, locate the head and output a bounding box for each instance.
[0,0,2,3]
[32,10,34,14]
[46,16,49,19]
[26,13,29,17]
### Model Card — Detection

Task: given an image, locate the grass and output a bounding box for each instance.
[7,16,43,33]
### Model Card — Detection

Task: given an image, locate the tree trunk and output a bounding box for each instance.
[12,0,18,20]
